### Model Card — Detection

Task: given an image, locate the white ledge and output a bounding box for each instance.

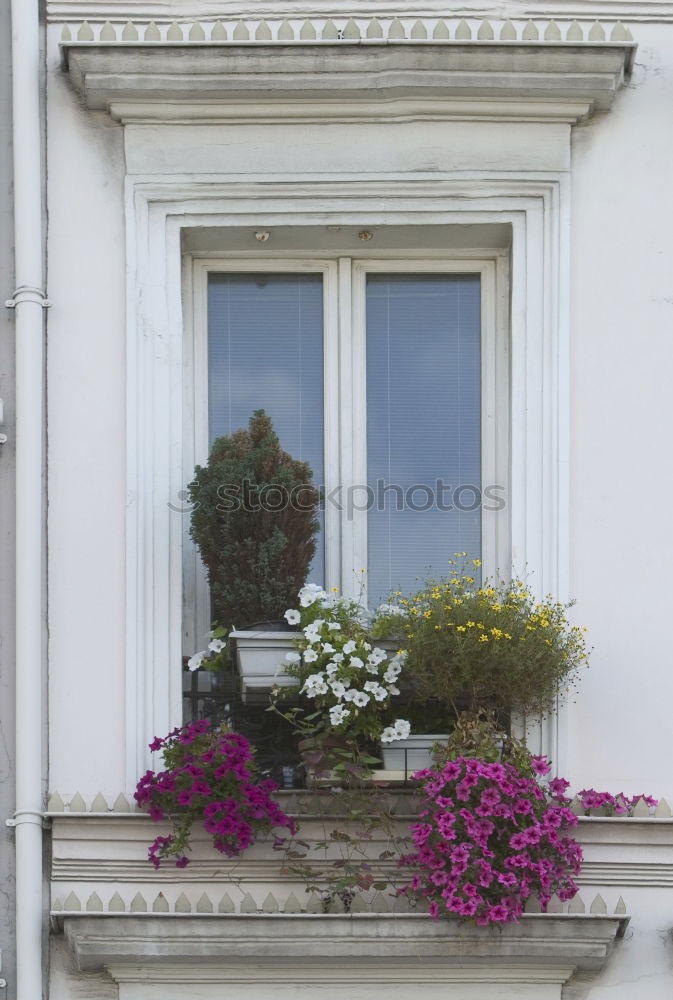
[61,912,628,975]
[61,41,635,124]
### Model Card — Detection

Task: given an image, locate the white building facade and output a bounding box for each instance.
[4,1,673,998]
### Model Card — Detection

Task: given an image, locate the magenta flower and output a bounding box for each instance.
[400,755,583,926]
[135,723,295,869]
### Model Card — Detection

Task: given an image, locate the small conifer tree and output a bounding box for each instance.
[188,410,320,630]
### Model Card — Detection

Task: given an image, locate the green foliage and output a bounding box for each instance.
[391,560,589,724]
[433,709,538,777]
[188,410,320,631]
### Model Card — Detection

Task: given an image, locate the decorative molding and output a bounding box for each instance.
[57,16,636,45]
[49,810,673,916]
[60,912,628,974]
[46,789,670,817]
[44,1,673,26]
[105,98,598,127]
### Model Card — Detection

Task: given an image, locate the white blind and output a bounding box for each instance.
[366,274,481,604]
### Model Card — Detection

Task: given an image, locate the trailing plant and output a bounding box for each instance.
[134,720,296,868]
[376,559,589,725]
[575,789,658,817]
[279,787,411,913]
[188,410,320,646]
[400,752,583,924]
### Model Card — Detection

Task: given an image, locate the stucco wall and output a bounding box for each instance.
[568,23,673,795]
[45,13,673,804]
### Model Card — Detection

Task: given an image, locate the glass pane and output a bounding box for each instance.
[366,273,481,605]
[208,272,325,585]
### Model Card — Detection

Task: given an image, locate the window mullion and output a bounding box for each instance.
[338,256,368,602]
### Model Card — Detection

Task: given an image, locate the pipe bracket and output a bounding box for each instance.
[5,285,51,309]
[6,810,49,829]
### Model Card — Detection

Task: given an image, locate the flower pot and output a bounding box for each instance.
[381,734,448,774]
[229,622,298,702]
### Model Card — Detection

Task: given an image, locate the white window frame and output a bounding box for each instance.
[125,179,569,788]
[185,253,508,650]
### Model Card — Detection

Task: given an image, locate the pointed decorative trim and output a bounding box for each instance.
[58,15,635,48]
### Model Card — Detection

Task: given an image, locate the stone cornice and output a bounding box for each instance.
[61,36,634,125]
[60,912,628,975]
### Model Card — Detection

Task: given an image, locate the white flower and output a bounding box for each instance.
[351,690,370,707]
[322,642,335,654]
[330,680,347,699]
[387,684,400,696]
[343,689,357,702]
[303,648,319,663]
[329,704,350,725]
[343,640,356,655]
[349,656,364,669]
[208,638,226,654]
[383,664,401,683]
[364,660,380,675]
[285,651,301,664]
[301,673,329,697]
[332,652,344,663]
[370,647,388,664]
[299,584,328,608]
[363,681,388,701]
[393,719,411,739]
[376,603,406,617]
[284,609,301,625]
[187,651,206,672]
[327,622,341,631]
[363,642,372,651]
[325,662,339,675]
[380,719,411,743]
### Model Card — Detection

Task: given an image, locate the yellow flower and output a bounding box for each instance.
[472,559,482,567]
[423,610,432,619]
[478,634,489,643]
[456,625,467,633]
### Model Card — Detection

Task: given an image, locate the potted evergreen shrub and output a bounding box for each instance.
[187,410,321,699]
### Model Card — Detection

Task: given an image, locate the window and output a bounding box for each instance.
[185,253,505,650]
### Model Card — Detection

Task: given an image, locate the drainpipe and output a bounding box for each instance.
[6,1,47,998]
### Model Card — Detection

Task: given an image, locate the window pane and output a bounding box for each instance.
[208,273,325,585]
[366,274,481,605]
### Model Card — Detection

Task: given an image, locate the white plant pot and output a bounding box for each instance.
[229,629,298,701]
[229,630,405,702]
[381,734,448,773]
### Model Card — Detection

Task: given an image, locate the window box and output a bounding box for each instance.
[381,734,449,773]
[229,627,298,702]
